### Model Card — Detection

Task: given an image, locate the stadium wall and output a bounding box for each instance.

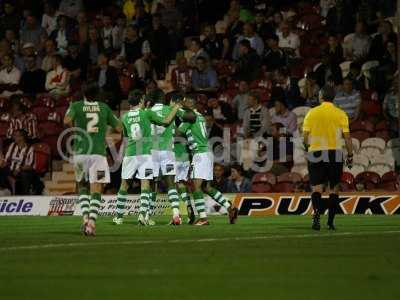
[0,193,399,216]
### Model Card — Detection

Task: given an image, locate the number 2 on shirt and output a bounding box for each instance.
[86,113,99,133]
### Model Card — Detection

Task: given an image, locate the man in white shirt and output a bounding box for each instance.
[277,22,300,57]
[0,54,22,97]
[42,2,60,35]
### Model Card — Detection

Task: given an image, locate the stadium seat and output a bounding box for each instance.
[387,138,400,149]
[38,121,64,137]
[33,106,51,122]
[291,164,308,177]
[252,172,276,185]
[344,164,366,177]
[33,143,51,175]
[41,135,60,158]
[355,171,381,185]
[375,130,390,142]
[378,181,397,191]
[361,100,382,117]
[55,106,69,118]
[351,138,360,153]
[0,121,8,138]
[381,171,398,182]
[350,120,374,133]
[273,182,295,192]
[252,182,272,193]
[35,95,55,108]
[375,120,389,131]
[361,61,379,81]
[339,61,352,78]
[367,164,393,177]
[56,95,73,107]
[359,146,382,161]
[351,130,370,143]
[361,138,386,151]
[277,172,303,183]
[341,172,355,191]
[292,106,310,118]
[353,154,370,168]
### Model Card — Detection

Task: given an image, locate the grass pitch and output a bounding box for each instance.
[0,215,399,300]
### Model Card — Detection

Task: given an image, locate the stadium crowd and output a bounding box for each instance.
[0,0,398,196]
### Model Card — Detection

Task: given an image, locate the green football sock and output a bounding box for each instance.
[208,187,231,209]
[116,189,128,219]
[178,187,191,207]
[79,187,90,217]
[89,192,101,221]
[193,191,207,219]
[149,192,156,215]
[139,189,150,216]
[168,188,180,217]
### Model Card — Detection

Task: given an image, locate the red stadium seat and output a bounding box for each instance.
[252,172,276,185]
[361,89,378,102]
[350,120,374,133]
[33,106,51,122]
[0,121,8,138]
[361,100,382,117]
[55,106,69,118]
[56,95,73,107]
[355,171,381,188]
[252,182,272,193]
[375,130,390,142]
[375,120,389,131]
[378,181,397,191]
[273,182,295,192]
[341,172,355,191]
[33,143,51,174]
[41,135,60,158]
[35,95,55,108]
[381,171,398,183]
[38,121,64,137]
[351,130,370,143]
[277,172,302,183]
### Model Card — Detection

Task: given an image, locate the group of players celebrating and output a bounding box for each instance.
[64,83,238,236]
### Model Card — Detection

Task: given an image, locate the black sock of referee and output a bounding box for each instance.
[311,192,322,215]
[327,193,339,227]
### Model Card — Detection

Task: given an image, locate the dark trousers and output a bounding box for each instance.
[0,167,43,195]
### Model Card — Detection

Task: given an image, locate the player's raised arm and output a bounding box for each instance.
[149,103,182,126]
[107,105,123,133]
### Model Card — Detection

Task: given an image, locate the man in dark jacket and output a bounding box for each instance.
[234,39,261,82]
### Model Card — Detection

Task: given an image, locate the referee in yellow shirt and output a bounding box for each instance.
[303,86,353,230]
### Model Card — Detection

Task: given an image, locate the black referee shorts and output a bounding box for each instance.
[307,150,344,188]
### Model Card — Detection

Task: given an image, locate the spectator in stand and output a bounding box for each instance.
[320,0,336,18]
[254,10,274,41]
[120,25,149,65]
[134,46,157,85]
[226,164,252,193]
[45,55,70,96]
[112,14,127,51]
[171,56,192,93]
[346,21,371,62]
[0,129,43,195]
[207,98,235,125]
[202,24,229,61]
[94,52,121,110]
[159,0,183,32]
[314,54,343,88]
[17,43,42,73]
[0,2,20,39]
[19,15,47,50]
[274,68,303,108]
[6,98,38,142]
[301,72,320,107]
[233,22,264,60]
[189,38,209,67]
[234,39,261,82]
[263,34,287,72]
[205,113,223,140]
[192,56,219,94]
[82,27,104,66]
[271,98,298,135]
[333,77,361,121]
[277,22,300,58]
[326,1,355,35]
[20,55,46,95]
[242,91,271,138]
[42,2,60,36]
[383,80,399,137]
[41,39,57,72]
[369,20,397,61]
[212,163,228,193]
[76,11,89,47]
[0,54,22,97]
[379,41,397,74]
[135,4,152,35]
[5,29,20,54]
[59,0,83,19]
[323,34,344,66]
[100,14,115,53]
[347,62,366,91]
[232,80,250,121]
[50,15,75,56]
[225,7,244,47]
[147,13,170,78]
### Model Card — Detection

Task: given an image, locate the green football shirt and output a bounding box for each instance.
[65,100,120,156]
[121,108,165,156]
[178,110,209,154]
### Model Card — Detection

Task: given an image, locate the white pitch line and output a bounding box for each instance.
[1,230,400,252]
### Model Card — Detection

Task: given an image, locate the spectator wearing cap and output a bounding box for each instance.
[171,56,193,93]
[134,44,157,84]
[333,77,361,121]
[20,15,47,49]
[20,55,46,95]
[274,68,302,108]
[234,39,261,82]
[16,43,41,73]
[45,54,70,96]
[232,22,264,60]
[50,15,75,56]
[301,72,320,107]
[346,21,371,62]
[192,56,219,94]
[41,39,57,72]
[263,34,287,72]
[94,53,121,110]
[0,54,22,97]
[271,98,298,135]
[42,2,60,35]
[189,38,210,67]
[242,91,271,138]
[0,2,20,39]
[207,98,235,126]
[226,164,252,193]
[232,80,250,121]
[120,25,150,65]
[277,22,300,58]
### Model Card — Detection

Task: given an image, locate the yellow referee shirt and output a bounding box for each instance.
[303,102,350,151]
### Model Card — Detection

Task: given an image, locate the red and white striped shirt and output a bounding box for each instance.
[5,142,34,172]
[6,113,38,139]
[171,67,193,92]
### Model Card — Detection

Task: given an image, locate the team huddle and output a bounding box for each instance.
[64,83,238,236]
